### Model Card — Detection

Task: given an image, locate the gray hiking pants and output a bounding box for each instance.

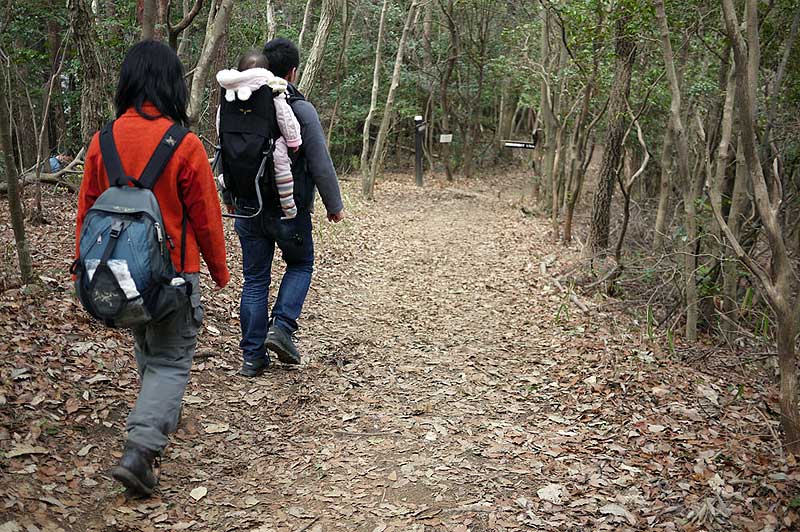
[126,274,203,453]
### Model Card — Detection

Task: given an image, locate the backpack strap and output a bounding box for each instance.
[99,122,130,187]
[100,122,189,189]
[138,124,189,189]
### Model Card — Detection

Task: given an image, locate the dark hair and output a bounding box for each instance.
[262,38,299,78]
[238,49,269,70]
[114,40,189,125]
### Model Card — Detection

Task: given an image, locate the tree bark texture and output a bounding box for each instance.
[586,12,636,254]
[360,0,389,193]
[298,0,315,52]
[0,67,35,284]
[69,0,109,147]
[142,0,157,39]
[297,0,335,99]
[364,0,418,199]
[721,0,800,455]
[187,0,234,126]
[654,0,697,341]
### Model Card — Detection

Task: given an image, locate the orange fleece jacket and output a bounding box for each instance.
[75,104,230,287]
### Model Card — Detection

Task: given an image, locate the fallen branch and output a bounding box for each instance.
[553,277,589,313]
[23,147,85,182]
[1,175,78,194]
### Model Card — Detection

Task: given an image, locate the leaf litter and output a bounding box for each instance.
[0,173,797,530]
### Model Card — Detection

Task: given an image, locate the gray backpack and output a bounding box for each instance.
[72,122,190,328]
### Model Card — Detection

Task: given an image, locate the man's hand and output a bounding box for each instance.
[225,204,235,214]
[327,210,345,223]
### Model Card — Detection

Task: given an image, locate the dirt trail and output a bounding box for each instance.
[0,176,794,531]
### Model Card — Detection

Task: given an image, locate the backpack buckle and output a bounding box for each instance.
[109,220,124,239]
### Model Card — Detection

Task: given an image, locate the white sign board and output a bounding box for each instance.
[439,134,453,144]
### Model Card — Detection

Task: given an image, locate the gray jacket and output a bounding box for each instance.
[288,85,343,214]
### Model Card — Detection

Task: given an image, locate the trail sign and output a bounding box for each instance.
[439,134,453,143]
[503,140,537,150]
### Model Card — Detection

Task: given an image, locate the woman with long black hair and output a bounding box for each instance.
[75,40,229,497]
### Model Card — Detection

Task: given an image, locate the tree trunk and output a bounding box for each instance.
[69,0,109,147]
[297,0,335,99]
[0,67,35,284]
[586,12,636,254]
[360,0,389,194]
[760,9,800,164]
[187,0,234,126]
[326,3,353,147]
[653,126,674,250]
[720,0,800,454]
[364,0,417,199]
[711,67,736,333]
[298,0,315,52]
[47,15,66,149]
[539,6,557,206]
[266,0,276,41]
[142,0,157,39]
[440,0,457,182]
[722,137,747,320]
[654,0,697,341]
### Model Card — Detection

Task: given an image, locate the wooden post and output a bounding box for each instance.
[414,115,424,187]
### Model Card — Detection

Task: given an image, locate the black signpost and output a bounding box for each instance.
[414,115,425,187]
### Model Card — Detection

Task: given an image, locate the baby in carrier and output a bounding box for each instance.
[216,50,301,219]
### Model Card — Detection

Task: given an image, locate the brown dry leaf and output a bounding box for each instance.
[65,397,80,414]
[6,443,48,458]
[599,503,637,525]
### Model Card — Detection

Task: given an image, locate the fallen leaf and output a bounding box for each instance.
[537,484,566,505]
[77,444,94,457]
[244,496,259,507]
[189,486,207,501]
[183,395,204,405]
[6,444,48,458]
[287,506,313,518]
[648,424,666,433]
[204,423,229,434]
[65,397,80,414]
[697,384,720,406]
[599,503,636,525]
[38,496,65,508]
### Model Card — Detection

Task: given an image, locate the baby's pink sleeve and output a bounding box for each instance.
[274,93,302,149]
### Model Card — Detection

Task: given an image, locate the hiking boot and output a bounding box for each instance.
[239,356,269,377]
[265,326,301,365]
[111,443,158,497]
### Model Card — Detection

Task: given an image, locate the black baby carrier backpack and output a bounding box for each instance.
[72,122,191,328]
[216,86,282,217]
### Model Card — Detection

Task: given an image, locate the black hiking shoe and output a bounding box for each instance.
[111,443,158,498]
[239,356,270,377]
[265,326,301,365]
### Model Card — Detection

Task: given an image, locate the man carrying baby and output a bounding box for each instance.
[219,38,344,377]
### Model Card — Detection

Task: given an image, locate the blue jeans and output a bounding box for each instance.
[234,202,314,363]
